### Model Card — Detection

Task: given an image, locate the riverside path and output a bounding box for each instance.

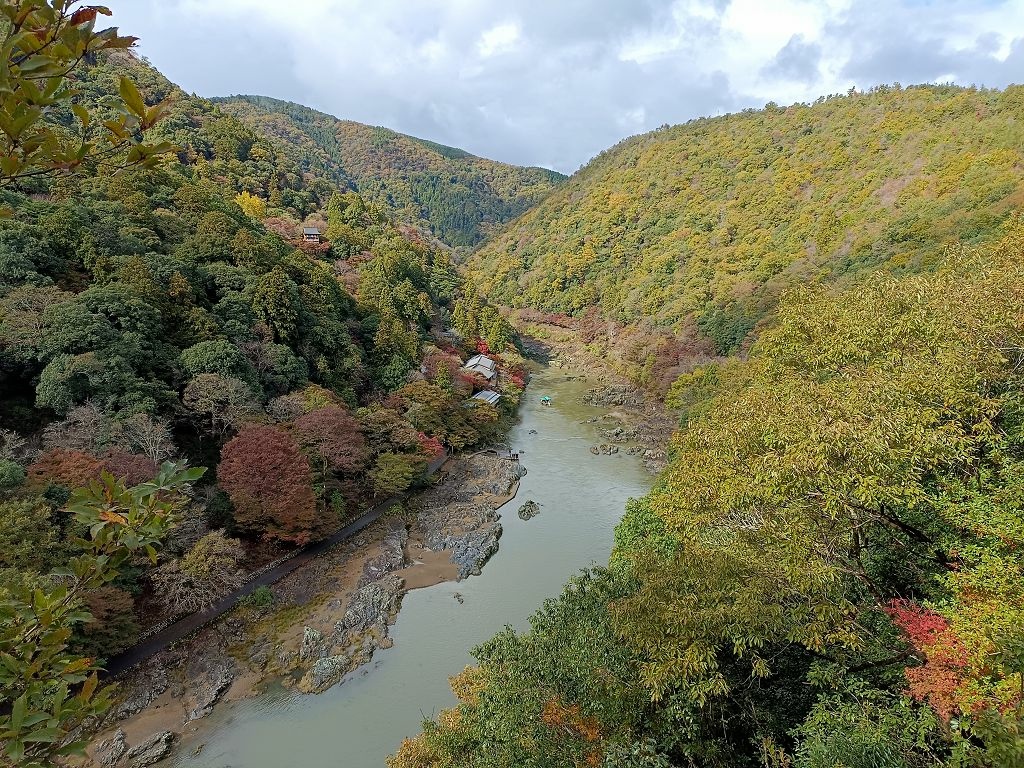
[102,452,449,678]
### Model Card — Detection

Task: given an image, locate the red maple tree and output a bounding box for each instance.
[26,449,104,490]
[294,406,369,477]
[417,432,445,458]
[102,451,159,486]
[218,425,320,545]
[886,599,969,722]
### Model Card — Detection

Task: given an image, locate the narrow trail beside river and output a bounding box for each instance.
[105,453,448,678]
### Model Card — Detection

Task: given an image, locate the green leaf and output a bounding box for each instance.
[5,738,24,764]
[10,694,26,731]
[117,76,146,117]
[71,102,89,127]
[22,727,59,743]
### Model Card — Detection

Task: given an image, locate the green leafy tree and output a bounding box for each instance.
[370,452,426,498]
[0,458,25,490]
[178,339,256,386]
[433,360,454,393]
[0,462,203,767]
[0,1,175,185]
[251,266,301,342]
[0,498,59,578]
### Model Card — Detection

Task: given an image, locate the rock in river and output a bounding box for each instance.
[517,500,541,520]
[184,663,235,723]
[95,729,128,766]
[300,625,325,662]
[339,574,403,635]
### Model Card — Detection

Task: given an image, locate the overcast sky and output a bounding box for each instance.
[103,0,1024,173]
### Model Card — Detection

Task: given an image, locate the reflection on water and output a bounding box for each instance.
[165,368,654,768]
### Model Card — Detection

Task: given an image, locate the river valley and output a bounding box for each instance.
[149,367,655,768]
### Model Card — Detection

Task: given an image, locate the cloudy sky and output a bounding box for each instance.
[104,0,1024,173]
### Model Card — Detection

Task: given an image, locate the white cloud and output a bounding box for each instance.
[477,22,522,58]
[104,0,1024,173]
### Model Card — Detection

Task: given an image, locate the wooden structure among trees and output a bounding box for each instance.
[302,226,322,243]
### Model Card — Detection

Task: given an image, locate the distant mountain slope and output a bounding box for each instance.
[213,95,566,247]
[466,84,1024,353]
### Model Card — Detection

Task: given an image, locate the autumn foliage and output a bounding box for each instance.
[26,449,104,490]
[887,600,969,722]
[417,432,445,459]
[540,697,602,743]
[218,425,320,545]
[101,451,159,486]
[27,448,162,491]
[294,406,369,477]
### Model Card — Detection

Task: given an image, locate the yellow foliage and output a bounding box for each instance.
[467,85,1024,354]
[235,191,267,219]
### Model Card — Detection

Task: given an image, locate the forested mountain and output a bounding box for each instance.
[395,224,1024,768]
[8,7,1024,766]
[0,46,524,737]
[468,85,1024,355]
[391,80,1024,768]
[213,95,566,247]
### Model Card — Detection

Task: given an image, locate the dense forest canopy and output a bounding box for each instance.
[468,84,1024,355]
[5,8,1024,767]
[213,95,566,248]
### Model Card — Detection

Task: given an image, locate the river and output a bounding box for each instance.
[163,367,654,768]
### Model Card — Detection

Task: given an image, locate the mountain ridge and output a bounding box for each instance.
[466,83,1024,356]
[213,93,566,248]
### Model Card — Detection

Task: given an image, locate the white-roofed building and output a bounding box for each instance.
[462,354,497,381]
[471,390,501,406]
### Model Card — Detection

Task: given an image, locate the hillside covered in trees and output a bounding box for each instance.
[395,224,1024,768]
[213,95,566,248]
[467,85,1024,363]
[7,6,1024,767]
[0,43,526,737]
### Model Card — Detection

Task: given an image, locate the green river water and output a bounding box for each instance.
[164,368,654,768]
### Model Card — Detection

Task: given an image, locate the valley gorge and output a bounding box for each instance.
[3,7,1024,768]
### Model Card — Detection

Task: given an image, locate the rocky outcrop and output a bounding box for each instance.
[302,654,351,693]
[450,523,502,578]
[109,662,170,721]
[590,443,620,455]
[292,523,409,692]
[125,731,175,768]
[517,500,541,520]
[339,574,403,635]
[300,626,325,662]
[95,730,128,766]
[360,517,408,584]
[601,425,641,442]
[415,453,523,579]
[184,663,235,723]
[295,575,404,694]
[583,384,646,409]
